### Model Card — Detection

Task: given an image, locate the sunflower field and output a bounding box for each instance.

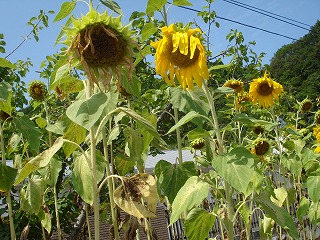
[1,0,320,240]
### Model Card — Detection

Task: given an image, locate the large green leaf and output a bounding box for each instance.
[0,57,16,69]
[14,137,64,185]
[66,92,116,130]
[142,22,158,41]
[185,208,215,240]
[255,191,299,239]
[154,160,198,204]
[212,147,255,195]
[170,176,209,224]
[167,111,210,134]
[170,87,210,126]
[114,153,135,176]
[63,121,87,158]
[296,197,310,222]
[173,0,192,6]
[13,115,41,153]
[37,208,52,233]
[0,82,11,101]
[40,157,62,187]
[20,178,44,214]
[72,150,106,204]
[54,1,76,22]
[306,176,320,202]
[0,163,17,193]
[146,0,166,14]
[233,113,278,131]
[99,0,123,15]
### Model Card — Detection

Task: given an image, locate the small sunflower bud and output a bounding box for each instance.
[191,138,205,150]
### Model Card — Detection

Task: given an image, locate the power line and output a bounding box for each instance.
[221,0,310,31]
[224,0,312,28]
[172,4,300,42]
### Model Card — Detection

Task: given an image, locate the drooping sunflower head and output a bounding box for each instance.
[252,138,271,157]
[223,79,244,94]
[299,98,313,113]
[28,80,48,102]
[314,110,320,125]
[191,138,206,150]
[249,71,283,108]
[253,125,265,135]
[63,8,136,88]
[151,24,209,91]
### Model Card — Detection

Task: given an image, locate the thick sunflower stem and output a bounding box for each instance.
[44,100,61,240]
[102,126,120,240]
[1,124,16,240]
[174,107,183,164]
[85,81,100,240]
[202,81,235,238]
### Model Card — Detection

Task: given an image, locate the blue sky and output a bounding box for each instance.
[1,0,319,86]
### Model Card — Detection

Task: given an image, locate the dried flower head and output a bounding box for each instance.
[63,8,136,89]
[28,80,48,102]
[252,138,270,156]
[253,125,265,135]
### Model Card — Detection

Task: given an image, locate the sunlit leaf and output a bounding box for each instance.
[212,147,255,195]
[173,0,192,6]
[306,176,320,202]
[14,137,64,185]
[63,121,87,158]
[0,57,16,69]
[255,191,299,239]
[20,178,44,214]
[171,176,209,224]
[146,0,166,14]
[185,208,215,240]
[54,1,76,22]
[99,0,123,15]
[37,208,52,233]
[167,111,208,134]
[270,187,287,207]
[142,22,157,41]
[114,153,135,176]
[0,82,11,101]
[296,197,309,222]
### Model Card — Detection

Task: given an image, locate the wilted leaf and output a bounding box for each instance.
[113,173,158,218]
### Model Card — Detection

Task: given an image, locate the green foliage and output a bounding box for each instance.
[270,20,320,101]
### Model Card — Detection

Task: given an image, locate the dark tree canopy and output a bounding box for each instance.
[270,20,320,101]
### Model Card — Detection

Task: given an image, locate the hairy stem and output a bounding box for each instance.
[0,125,16,240]
[102,126,120,240]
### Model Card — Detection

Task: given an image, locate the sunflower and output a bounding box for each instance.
[253,125,265,135]
[223,79,244,94]
[151,24,209,90]
[236,91,252,110]
[299,98,313,113]
[314,110,320,125]
[28,80,48,102]
[249,72,283,108]
[191,138,205,150]
[313,126,320,141]
[63,8,136,89]
[251,138,271,157]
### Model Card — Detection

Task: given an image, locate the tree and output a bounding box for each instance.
[270,20,320,101]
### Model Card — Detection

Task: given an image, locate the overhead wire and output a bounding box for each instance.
[223,0,312,28]
[221,0,311,31]
[172,4,301,42]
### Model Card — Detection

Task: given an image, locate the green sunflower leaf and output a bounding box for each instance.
[170,176,209,225]
[0,163,18,193]
[154,160,198,204]
[185,208,215,240]
[0,57,16,69]
[212,147,255,196]
[54,1,76,22]
[99,0,123,15]
[146,0,166,15]
[173,0,192,6]
[142,22,158,41]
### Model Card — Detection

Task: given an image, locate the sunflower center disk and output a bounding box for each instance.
[257,81,273,96]
[80,23,126,67]
[168,42,200,68]
[255,141,269,155]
